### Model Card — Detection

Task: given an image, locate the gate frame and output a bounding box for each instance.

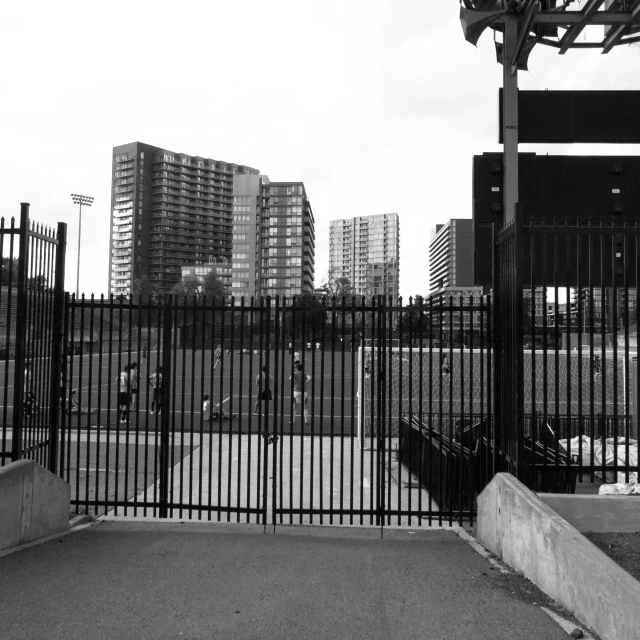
[9,202,67,471]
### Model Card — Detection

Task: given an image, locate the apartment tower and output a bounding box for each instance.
[109,142,259,296]
[231,176,315,299]
[328,213,400,298]
[428,219,474,295]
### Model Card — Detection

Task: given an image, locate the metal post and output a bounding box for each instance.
[12,203,30,462]
[48,222,67,473]
[503,16,519,225]
[76,203,82,299]
[159,296,173,518]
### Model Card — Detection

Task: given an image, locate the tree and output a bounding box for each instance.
[201,270,227,299]
[285,291,326,342]
[171,274,201,299]
[400,295,431,342]
[319,268,356,300]
[170,271,227,302]
[132,275,160,300]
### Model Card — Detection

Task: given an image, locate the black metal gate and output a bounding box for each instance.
[0,203,67,471]
[58,294,492,526]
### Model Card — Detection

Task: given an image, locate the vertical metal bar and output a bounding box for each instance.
[272,296,280,531]
[169,298,179,517]
[600,229,607,478]
[319,297,326,525]
[553,230,561,481]
[622,226,630,482]
[340,296,346,524]
[236,298,245,523]
[227,299,237,522]
[105,296,115,512]
[198,298,206,520]
[159,296,173,518]
[404,297,411,525]
[132,296,142,516]
[349,296,356,525]
[589,224,596,483]
[298,304,305,525]
[48,222,67,473]
[60,292,70,480]
[218,297,227,521]
[188,296,197,519]
[330,297,336,524]
[206,297,215,521]
[12,204,30,461]
[386,297,393,526]
[1,219,17,464]
[369,299,376,525]
[95,295,105,514]
[246,297,255,522]
[86,296,95,510]
[612,230,619,482]
[261,298,269,531]
[577,230,584,483]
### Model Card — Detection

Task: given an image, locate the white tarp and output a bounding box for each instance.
[558,436,638,488]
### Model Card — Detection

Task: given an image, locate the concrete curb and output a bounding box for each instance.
[477,472,640,640]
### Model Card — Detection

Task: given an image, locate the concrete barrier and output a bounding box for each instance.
[477,473,640,640]
[0,460,70,551]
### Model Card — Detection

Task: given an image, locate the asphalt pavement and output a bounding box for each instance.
[0,520,573,640]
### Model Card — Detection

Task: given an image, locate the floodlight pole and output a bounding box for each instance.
[71,194,94,299]
[76,200,82,299]
[502,16,519,226]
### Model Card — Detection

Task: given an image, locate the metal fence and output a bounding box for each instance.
[493,217,640,491]
[52,294,495,525]
[0,204,67,470]
[3,208,640,526]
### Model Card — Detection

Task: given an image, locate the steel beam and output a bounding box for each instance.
[559,0,606,54]
[602,0,640,53]
[511,0,540,74]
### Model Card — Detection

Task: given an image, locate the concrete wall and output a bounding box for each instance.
[477,473,640,640]
[0,460,70,551]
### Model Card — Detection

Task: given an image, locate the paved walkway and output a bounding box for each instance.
[0,521,571,640]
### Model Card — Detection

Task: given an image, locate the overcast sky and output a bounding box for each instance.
[2,1,640,299]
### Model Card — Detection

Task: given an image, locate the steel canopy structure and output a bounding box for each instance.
[460,0,640,225]
[461,1,640,57]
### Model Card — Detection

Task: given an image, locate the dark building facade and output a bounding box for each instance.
[109,142,259,296]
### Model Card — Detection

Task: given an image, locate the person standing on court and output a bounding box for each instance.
[129,362,139,411]
[254,365,273,415]
[290,362,311,425]
[118,364,130,423]
[149,366,163,415]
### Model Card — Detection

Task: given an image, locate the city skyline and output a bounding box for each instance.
[2,2,640,300]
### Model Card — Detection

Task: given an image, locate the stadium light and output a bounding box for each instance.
[71,193,94,298]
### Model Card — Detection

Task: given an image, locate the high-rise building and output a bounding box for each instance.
[231,177,315,300]
[109,142,259,296]
[428,219,473,295]
[328,213,400,298]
